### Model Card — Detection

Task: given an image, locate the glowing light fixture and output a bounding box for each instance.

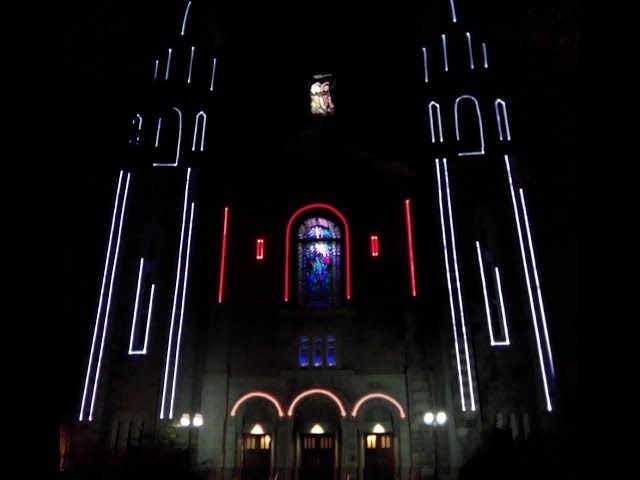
[180,413,190,427]
[310,424,324,434]
[373,424,385,433]
[370,235,379,257]
[250,424,264,435]
[192,413,203,427]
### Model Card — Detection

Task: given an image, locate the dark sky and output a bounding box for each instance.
[60,0,579,424]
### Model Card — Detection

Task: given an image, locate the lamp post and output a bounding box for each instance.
[424,411,447,480]
[179,413,203,469]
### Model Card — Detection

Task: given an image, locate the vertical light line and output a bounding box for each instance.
[441,34,449,72]
[404,199,417,297]
[422,47,428,83]
[449,0,458,23]
[519,189,554,376]
[80,171,123,421]
[181,1,192,36]
[476,242,495,345]
[165,48,172,80]
[210,58,217,92]
[153,60,159,80]
[494,268,510,345]
[443,159,475,411]
[482,43,488,68]
[218,207,229,303]
[169,202,195,419]
[495,100,512,141]
[89,172,131,420]
[188,46,195,84]
[173,107,182,166]
[155,118,162,147]
[436,160,466,411]
[128,258,145,354]
[505,156,552,411]
[160,168,191,419]
[142,284,155,354]
[466,32,475,69]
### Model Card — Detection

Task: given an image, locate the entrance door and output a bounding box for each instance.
[241,434,271,480]
[363,434,394,480]
[300,434,335,480]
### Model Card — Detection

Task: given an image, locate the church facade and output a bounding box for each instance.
[69,1,566,479]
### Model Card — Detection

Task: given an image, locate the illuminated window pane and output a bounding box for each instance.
[299,336,310,367]
[312,336,323,367]
[326,335,336,367]
[366,435,376,449]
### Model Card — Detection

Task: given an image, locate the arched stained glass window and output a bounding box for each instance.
[297,217,342,308]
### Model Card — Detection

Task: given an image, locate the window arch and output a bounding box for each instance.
[454,95,485,156]
[297,217,342,308]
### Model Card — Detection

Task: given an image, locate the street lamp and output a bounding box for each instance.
[424,411,447,480]
[179,413,203,468]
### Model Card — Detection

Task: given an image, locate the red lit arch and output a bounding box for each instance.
[284,203,351,302]
[230,391,285,417]
[351,392,407,419]
[287,388,347,417]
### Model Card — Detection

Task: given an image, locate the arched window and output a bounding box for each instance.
[297,217,342,308]
[454,95,485,156]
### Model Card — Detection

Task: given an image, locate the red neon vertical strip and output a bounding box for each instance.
[256,239,264,260]
[218,207,228,303]
[371,235,379,257]
[405,199,417,297]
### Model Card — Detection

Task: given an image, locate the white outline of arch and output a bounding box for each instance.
[455,95,485,156]
[435,159,466,411]
[422,47,428,83]
[466,32,475,70]
[441,34,449,72]
[443,159,475,411]
[230,392,285,417]
[210,58,217,92]
[449,0,458,23]
[79,171,123,421]
[160,169,191,418]
[188,46,195,84]
[153,107,182,167]
[495,99,512,141]
[428,101,443,143]
[165,48,172,80]
[192,111,206,151]
[504,156,552,411]
[155,118,162,147]
[351,393,406,419]
[88,172,131,421]
[181,1,192,36]
[519,189,554,376]
[287,388,347,417]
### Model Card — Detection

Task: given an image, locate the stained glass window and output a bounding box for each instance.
[299,336,310,367]
[297,217,342,308]
[326,335,336,367]
[312,336,323,367]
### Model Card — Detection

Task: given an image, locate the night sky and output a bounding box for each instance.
[60,0,579,430]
